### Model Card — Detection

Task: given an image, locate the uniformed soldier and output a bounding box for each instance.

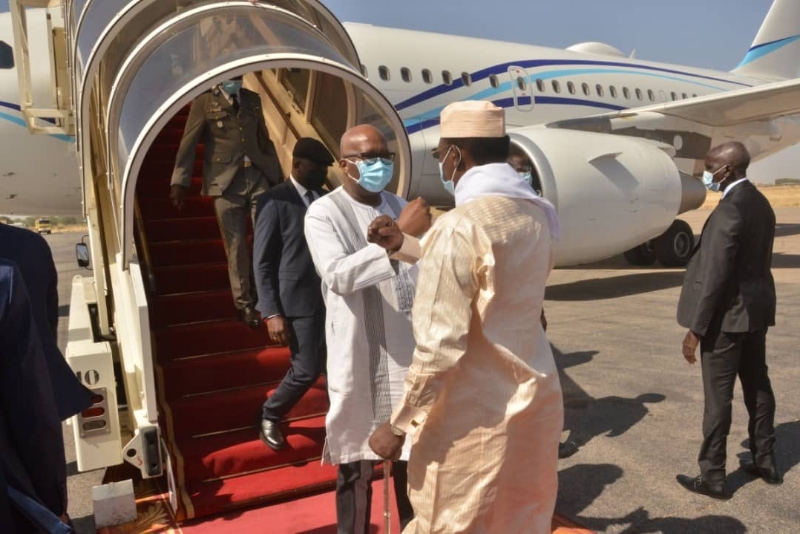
[170,75,282,327]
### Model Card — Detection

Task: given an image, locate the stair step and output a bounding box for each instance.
[149,290,236,329]
[159,347,293,399]
[144,215,220,244]
[149,238,233,268]
[139,176,206,198]
[178,418,327,484]
[139,196,215,220]
[146,143,206,161]
[154,319,272,360]
[167,380,328,439]
[184,459,338,519]
[152,263,230,295]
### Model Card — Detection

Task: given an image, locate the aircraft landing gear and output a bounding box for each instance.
[624,220,695,267]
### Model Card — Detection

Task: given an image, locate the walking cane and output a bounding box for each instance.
[383,460,392,533]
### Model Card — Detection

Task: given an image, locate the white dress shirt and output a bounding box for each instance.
[290,175,318,207]
[722,177,749,199]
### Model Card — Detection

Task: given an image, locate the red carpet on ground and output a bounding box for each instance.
[137,108,338,521]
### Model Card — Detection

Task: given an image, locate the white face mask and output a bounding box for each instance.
[702,165,727,192]
[437,146,461,196]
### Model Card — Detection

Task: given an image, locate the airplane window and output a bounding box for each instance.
[489,75,500,88]
[566,81,575,94]
[623,87,630,99]
[635,88,643,100]
[610,86,618,98]
[379,66,390,81]
[595,84,604,97]
[360,64,368,78]
[516,77,527,91]
[0,41,12,69]
[552,80,560,93]
[681,92,688,99]
[442,71,453,85]
[422,69,433,84]
[462,72,472,86]
[401,67,412,83]
[670,91,677,101]
[582,83,590,96]
[536,79,545,92]
[692,93,697,98]
[647,89,655,101]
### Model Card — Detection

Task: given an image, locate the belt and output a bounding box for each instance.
[242,160,252,168]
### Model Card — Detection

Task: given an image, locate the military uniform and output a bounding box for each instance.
[171,86,282,315]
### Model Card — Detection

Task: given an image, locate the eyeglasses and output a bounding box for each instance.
[342,152,396,166]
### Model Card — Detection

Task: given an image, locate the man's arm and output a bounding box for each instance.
[689,202,741,337]
[390,226,478,435]
[170,97,207,189]
[304,205,398,296]
[252,197,283,318]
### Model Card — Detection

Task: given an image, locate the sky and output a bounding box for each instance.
[1,0,795,180]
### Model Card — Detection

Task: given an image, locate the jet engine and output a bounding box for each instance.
[508,127,704,266]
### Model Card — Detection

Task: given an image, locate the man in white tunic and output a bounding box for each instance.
[369,102,564,533]
[304,124,431,533]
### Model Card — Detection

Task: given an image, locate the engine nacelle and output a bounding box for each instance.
[509,127,683,266]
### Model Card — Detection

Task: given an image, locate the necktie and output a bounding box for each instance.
[304,190,315,206]
[231,93,240,113]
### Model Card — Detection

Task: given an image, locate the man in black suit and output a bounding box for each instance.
[253,137,333,450]
[0,223,93,421]
[0,260,72,532]
[170,75,283,327]
[676,141,779,500]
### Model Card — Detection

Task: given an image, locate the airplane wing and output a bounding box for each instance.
[548,77,800,129]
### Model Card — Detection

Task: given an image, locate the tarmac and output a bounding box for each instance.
[48,206,799,533]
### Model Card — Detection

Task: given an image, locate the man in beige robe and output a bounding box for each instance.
[368,101,564,533]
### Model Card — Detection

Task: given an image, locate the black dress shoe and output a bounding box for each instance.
[260,419,286,451]
[238,306,261,328]
[740,459,783,485]
[558,440,579,459]
[676,474,731,500]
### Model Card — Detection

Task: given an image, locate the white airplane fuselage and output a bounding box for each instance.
[0,8,797,263]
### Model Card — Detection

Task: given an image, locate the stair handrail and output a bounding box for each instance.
[133,197,158,294]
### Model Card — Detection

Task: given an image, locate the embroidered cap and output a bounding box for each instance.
[440,100,506,138]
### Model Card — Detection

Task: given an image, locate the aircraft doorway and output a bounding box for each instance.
[508,65,534,112]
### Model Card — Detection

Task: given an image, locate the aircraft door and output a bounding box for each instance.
[508,66,534,112]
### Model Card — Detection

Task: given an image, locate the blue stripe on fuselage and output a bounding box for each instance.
[395,58,750,111]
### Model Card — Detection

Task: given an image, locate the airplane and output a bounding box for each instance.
[4,0,800,527]
[2,2,800,267]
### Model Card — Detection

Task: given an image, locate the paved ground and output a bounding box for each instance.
[46,207,799,533]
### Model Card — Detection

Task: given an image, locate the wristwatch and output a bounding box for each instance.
[390,424,406,437]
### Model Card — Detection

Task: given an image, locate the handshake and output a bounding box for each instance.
[367,197,432,253]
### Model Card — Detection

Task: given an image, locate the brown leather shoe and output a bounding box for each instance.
[676,474,731,500]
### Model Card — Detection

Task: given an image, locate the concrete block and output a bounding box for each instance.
[92,479,137,528]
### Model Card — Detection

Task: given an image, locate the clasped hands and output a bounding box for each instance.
[367,197,432,252]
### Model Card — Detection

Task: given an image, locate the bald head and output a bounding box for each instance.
[340,124,388,156]
[706,141,750,178]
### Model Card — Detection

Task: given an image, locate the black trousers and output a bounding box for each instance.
[336,460,414,534]
[698,327,776,483]
[261,312,326,422]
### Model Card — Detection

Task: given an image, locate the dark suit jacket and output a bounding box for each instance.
[253,180,325,319]
[0,260,67,525]
[170,87,282,196]
[0,224,92,420]
[677,181,776,336]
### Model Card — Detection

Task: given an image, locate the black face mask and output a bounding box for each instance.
[305,169,327,190]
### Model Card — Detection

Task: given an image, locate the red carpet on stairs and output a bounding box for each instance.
[136,108,338,521]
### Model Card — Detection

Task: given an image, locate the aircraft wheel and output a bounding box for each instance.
[654,220,695,267]
[623,242,656,266]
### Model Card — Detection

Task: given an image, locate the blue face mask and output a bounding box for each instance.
[702,166,726,192]
[519,171,533,185]
[347,159,394,193]
[438,146,460,196]
[221,80,242,94]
